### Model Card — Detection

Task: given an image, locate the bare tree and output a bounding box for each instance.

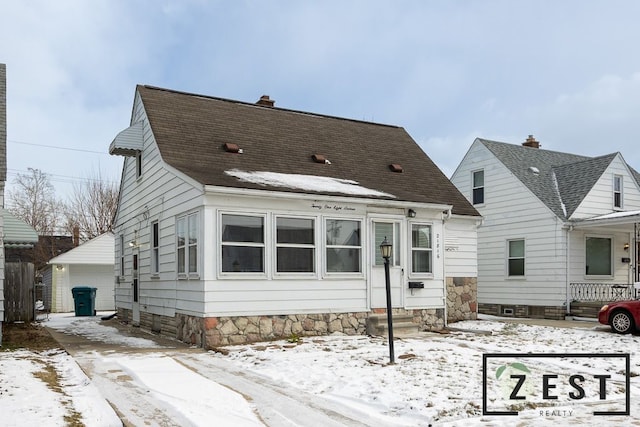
[63,170,119,241]
[7,168,62,234]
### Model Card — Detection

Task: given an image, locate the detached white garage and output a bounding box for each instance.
[47,232,115,313]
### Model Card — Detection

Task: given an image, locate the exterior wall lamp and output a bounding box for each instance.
[56,265,64,271]
[379,236,395,364]
[624,243,630,251]
[407,208,416,218]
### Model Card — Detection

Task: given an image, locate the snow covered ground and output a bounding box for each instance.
[1,314,638,426]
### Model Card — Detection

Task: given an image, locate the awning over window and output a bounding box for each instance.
[109,121,144,156]
[1,209,38,248]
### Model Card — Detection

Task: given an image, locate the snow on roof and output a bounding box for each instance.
[225,169,396,198]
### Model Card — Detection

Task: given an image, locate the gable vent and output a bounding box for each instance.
[389,164,403,173]
[312,154,331,164]
[223,142,242,153]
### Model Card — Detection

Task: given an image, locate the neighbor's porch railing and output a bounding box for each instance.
[570,283,637,302]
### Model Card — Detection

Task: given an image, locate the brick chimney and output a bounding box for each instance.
[256,95,275,107]
[522,134,540,149]
[73,226,80,247]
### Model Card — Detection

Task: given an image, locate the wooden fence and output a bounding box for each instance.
[3,262,35,322]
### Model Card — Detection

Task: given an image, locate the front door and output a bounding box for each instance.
[371,220,403,308]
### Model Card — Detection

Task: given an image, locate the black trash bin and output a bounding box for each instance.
[71,286,97,316]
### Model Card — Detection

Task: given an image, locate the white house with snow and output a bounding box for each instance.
[109,85,481,347]
[451,136,640,319]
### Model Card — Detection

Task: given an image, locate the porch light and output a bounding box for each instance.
[624,243,630,251]
[379,236,393,259]
[407,208,416,218]
[379,236,395,364]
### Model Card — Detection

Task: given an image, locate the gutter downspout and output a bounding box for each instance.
[566,225,573,317]
[441,209,451,327]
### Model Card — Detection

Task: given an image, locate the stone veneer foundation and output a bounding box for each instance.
[116,276,475,348]
[446,277,478,322]
[117,307,446,348]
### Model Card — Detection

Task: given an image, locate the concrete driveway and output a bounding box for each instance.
[46,316,379,427]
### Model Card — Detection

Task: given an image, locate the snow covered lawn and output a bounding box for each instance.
[208,319,640,426]
[1,315,638,426]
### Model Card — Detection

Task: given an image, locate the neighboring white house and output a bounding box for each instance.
[451,136,640,319]
[44,232,115,313]
[109,86,481,347]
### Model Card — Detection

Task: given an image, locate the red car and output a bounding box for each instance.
[599,300,640,334]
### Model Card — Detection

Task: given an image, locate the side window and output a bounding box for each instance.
[472,170,484,205]
[326,219,362,273]
[586,236,612,276]
[276,217,315,273]
[119,234,125,276]
[136,151,142,178]
[177,213,198,275]
[151,221,159,274]
[411,224,432,274]
[613,175,623,209]
[507,239,525,277]
[221,214,265,272]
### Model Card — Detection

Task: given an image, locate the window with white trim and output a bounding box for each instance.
[276,217,315,273]
[222,214,265,272]
[586,236,612,276]
[472,169,484,205]
[326,219,361,273]
[507,239,525,276]
[136,151,142,178]
[411,223,432,273]
[613,175,623,209]
[374,222,400,266]
[151,221,159,274]
[119,234,125,276]
[177,212,198,275]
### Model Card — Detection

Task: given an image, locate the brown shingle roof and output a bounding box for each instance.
[138,85,479,217]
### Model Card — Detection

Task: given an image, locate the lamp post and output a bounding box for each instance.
[379,236,395,364]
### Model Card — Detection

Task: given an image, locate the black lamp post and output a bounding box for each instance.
[379,236,395,364]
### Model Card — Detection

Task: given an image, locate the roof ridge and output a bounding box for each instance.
[552,152,618,170]
[139,84,401,129]
[478,138,592,160]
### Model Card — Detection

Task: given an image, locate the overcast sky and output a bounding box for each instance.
[1,1,640,203]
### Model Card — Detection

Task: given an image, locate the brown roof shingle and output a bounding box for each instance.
[138,85,479,217]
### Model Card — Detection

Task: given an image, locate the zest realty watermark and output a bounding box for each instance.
[482,353,630,417]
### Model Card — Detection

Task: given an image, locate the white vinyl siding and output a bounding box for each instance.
[451,140,567,306]
[571,155,640,219]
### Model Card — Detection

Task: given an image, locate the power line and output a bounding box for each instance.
[7,139,110,155]
[6,168,120,186]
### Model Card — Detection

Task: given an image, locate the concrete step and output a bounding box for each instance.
[366,314,420,337]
